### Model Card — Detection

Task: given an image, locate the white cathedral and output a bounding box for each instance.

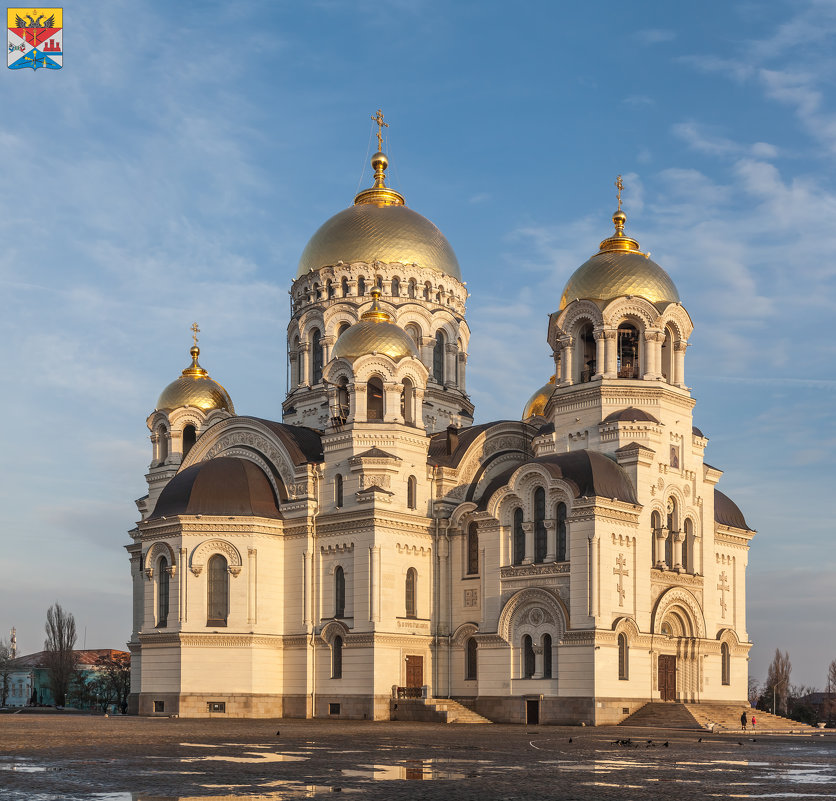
[126,122,755,724]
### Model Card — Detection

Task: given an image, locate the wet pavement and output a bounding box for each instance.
[1,713,835,799]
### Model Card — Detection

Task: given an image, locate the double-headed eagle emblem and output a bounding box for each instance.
[15,13,55,28]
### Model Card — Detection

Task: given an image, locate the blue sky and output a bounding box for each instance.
[1,0,834,689]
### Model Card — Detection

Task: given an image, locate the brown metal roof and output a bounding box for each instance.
[149,457,282,520]
[602,407,660,424]
[242,417,324,465]
[428,421,528,468]
[714,488,751,530]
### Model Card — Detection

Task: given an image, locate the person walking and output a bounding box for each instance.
[740,711,747,731]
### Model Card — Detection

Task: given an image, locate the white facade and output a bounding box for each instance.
[127,150,755,723]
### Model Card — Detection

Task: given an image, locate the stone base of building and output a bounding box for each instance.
[136,692,284,718]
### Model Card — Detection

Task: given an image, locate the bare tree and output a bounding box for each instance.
[43,603,78,707]
[94,652,131,713]
[765,648,792,715]
[0,638,12,706]
[826,658,836,723]
[748,676,761,708]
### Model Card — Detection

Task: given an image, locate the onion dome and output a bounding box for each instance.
[559,203,679,311]
[296,143,461,281]
[331,287,419,362]
[156,344,234,414]
[522,375,556,420]
[149,457,280,519]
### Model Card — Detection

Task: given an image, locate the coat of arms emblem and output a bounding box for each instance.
[7,7,62,70]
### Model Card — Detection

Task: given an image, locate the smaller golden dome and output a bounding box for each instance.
[331,288,419,362]
[523,375,556,420]
[156,345,235,414]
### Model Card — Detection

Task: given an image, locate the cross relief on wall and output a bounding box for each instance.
[613,552,629,606]
[717,571,730,618]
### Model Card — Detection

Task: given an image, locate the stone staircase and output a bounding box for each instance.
[620,702,815,732]
[391,697,492,724]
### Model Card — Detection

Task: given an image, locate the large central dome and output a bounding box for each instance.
[296,151,461,281]
[559,209,679,310]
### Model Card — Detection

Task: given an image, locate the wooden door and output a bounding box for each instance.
[406,655,423,688]
[658,655,677,701]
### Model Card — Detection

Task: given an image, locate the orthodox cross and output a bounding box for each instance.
[371,108,388,152]
[615,175,624,210]
[717,571,730,618]
[191,322,200,347]
[613,552,629,606]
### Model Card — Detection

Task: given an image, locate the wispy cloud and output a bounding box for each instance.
[634,28,676,45]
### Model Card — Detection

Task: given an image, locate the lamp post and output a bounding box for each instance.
[773,677,788,716]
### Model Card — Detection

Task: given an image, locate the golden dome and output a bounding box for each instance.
[522,375,556,420]
[156,345,235,414]
[331,288,419,362]
[559,209,679,310]
[296,151,461,281]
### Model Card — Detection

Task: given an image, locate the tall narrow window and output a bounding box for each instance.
[556,502,568,562]
[157,427,168,463]
[327,279,334,299]
[651,510,662,566]
[391,277,400,297]
[157,556,169,627]
[617,323,640,379]
[335,474,343,507]
[311,329,323,385]
[465,636,478,680]
[334,566,345,618]
[456,339,462,386]
[401,378,414,425]
[207,554,229,627]
[683,518,692,573]
[423,282,431,300]
[665,498,676,569]
[542,634,552,678]
[433,331,445,383]
[721,642,730,685]
[513,508,525,565]
[408,279,416,298]
[357,276,366,296]
[341,276,349,297]
[332,636,343,679]
[523,635,535,678]
[467,523,479,575]
[407,475,417,510]
[367,377,384,420]
[336,379,349,421]
[405,568,417,618]
[182,425,196,459]
[534,487,546,563]
[292,336,301,387]
[618,633,629,680]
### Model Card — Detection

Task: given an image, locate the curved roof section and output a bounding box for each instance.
[602,407,660,424]
[428,421,528,468]
[477,450,637,509]
[523,378,556,421]
[149,457,281,520]
[242,418,324,465]
[714,488,751,530]
[296,203,462,281]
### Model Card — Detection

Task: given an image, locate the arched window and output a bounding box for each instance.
[523,635,535,678]
[408,279,416,299]
[367,377,384,420]
[578,322,596,383]
[556,502,568,562]
[157,426,168,463]
[357,276,366,296]
[467,522,479,575]
[513,508,525,565]
[405,323,421,347]
[665,498,677,569]
[375,275,383,291]
[341,276,349,297]
[661,325,675,383]
[433,331,445,383]
[182,425,196,459]
[534,487,546,563]
[456,339,462,386]
[311,328,323,385]
[407,475,417,509]
[207,554,229,627]
[617,323,640,379]
[423,282,431,300]
[465,636,478,680]
[391,277,400,297]
[157,555,169,627]
[542,634,552,679]
[683,518,693,573]
[336,378,349,421]
[405,568,417,618]
[292,336,301,387]
[337,321,350,338]
[334,566,345,618]
[327,279,334,299]
[335,474,343,507]
[312,282,320,300]
[332,636,343,679]
[618,633,629,680]
[721,642,730,685]
[401,377,414,425]
[651,510,662,566]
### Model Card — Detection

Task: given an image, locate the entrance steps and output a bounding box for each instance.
[391,697,492,724]
[620,702,815,732]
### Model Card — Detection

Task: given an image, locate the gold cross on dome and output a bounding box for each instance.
[371,108,388,152]
[191,322,200,347]
[615,175,624,210]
